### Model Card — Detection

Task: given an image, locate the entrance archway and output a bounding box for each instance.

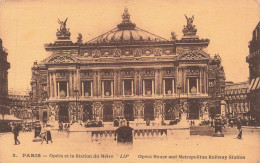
[124,102,134,121]
[144,101,154,121]
[58,103,69,123]
[165,102,175,120]
[189,101,200,120]
[103,103,113,122]
[83,103,93,122]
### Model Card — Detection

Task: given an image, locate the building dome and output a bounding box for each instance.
[87,8,168,44]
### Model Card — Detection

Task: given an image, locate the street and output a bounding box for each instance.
[0,127,259,163]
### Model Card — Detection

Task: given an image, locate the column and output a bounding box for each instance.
[152,79,154,96]
[93,71,97,96]
[111,81,114,96]
[47,70,50,98]
[54,72,57,97]
[134,70,138,95]
[131,80,134,95]
[82,82,84,97]
[163,79,165,95]
[199,68,202,94]
[67,82,69,97]
[91,81,93,97]
[49,72,52,98]
[122,80,125,96]
[172,79,175,95]
[102,81,104,96]
[117,70,121,96]
[139,70,142,96]
[205,68,208,93]
[155,69,158,95]
[57,82,60,97]
[97,71,101,96]
[143,80,145,96]
[69,71,73,97]
[183,68,186,93]
[77,69,80,93]
[113,69,117,96]
[73,71,77,90]
[196,78,199,94]
[176,67,178,93]
[159,68,162,95]
[187,78,189,94]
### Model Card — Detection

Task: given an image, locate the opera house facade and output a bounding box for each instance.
[30,9,225,124]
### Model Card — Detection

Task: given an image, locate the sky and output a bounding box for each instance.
[0,0,259,90]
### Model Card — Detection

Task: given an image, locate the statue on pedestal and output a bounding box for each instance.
[182,14,197,37]
[56,18,71,39]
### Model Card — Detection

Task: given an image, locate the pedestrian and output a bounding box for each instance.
[13,125,21,145]
[237,118,242,139]
[59,122,63,132]
[67,123,70,132]
[64,123,68,131]
[211,120,214,128]
[46,125,53,144]
[41,125,47,144]
[34,122,42,138]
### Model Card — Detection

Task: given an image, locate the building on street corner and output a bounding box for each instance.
[0,38,11,116]
[8,89,32,121]
[30,9,226,125]
[246,21,260,125]
[224,81,250,124]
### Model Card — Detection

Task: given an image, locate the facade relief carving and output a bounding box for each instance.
[80,71,94,78]
[113,49,121,58]
[186,68,199,76]
[154,100,163,118]
[101,71,114,78]
[133,49,142,58]
[92,50,101,58]
[121,70,134,77]
[93,102,103,119]
[56,71,69,78]
[178,51,209,61]
[144,49,151,56]
[112,101,124,117]
[48,56,77,64]
[141,69,155,77]
[48,104,58,123]
[133,101,144,117]
[154,48,163,56]
[162,69,175,77]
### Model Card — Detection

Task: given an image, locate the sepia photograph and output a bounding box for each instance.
[0,0,259,162]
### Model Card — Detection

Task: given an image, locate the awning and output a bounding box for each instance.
[0,114,23,121]
[249,78,255,90]
[251,77,259,91]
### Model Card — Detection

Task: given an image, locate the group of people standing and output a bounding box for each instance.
[58,122,70,132]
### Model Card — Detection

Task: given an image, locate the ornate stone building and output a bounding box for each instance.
[246,21,260,125]
[0,38,11,115]
[31,9,224,124]
[8,89,31,120]
[208,54,226,118]
[224,81,250,120]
